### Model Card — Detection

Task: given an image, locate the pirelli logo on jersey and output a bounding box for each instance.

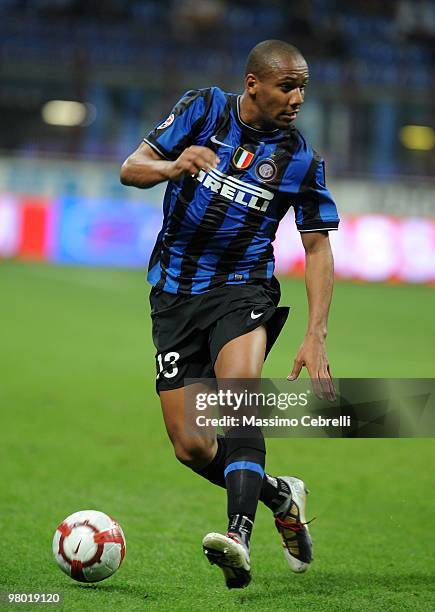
[196,167,274,212]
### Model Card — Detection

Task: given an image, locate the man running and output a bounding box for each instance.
[121,39,339,589]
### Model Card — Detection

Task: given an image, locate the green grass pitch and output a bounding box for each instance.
[1,261,434,611]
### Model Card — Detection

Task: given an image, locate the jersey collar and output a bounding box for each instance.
[232,94,282,139]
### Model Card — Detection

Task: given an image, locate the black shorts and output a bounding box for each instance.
[149,278,289,393]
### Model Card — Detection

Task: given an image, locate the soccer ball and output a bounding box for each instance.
[52,510,126,583]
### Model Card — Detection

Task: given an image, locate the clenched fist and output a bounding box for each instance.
[168,146,220,181]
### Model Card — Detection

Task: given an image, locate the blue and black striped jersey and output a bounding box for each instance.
[144,87,339,295]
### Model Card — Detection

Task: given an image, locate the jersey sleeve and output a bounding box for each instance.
[292,153,339,232]
[143,89,210,161]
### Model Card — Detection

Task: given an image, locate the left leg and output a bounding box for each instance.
[214,325,267,544]
[214,324,267,379]
[203,326,313,586]
[208,326,291,522]
[202,326,266,589]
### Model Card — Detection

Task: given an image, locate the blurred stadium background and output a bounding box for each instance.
[0,0,434,280]
[1,2,435,610]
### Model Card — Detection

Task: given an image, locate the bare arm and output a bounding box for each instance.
[120,142,219,189]
[288,231,336,401]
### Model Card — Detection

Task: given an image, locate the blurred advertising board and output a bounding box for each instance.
[1,194,434,284]
[0,193,52,260]
[0,194,20,258]
[274,213,435,284]
[52,196,161,267]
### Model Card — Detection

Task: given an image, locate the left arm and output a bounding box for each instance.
[287,231,336,401]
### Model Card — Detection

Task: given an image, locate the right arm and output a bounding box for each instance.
[120,142,219,189]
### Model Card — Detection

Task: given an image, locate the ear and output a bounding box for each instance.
[244,73,258,96]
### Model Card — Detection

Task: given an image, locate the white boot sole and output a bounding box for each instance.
[202,532,251,589]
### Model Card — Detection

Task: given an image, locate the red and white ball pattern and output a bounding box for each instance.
[52,510,126,582]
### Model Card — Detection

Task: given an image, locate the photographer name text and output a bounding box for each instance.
[196,415,351,428]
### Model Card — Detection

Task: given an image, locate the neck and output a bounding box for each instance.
[239,92,276,132]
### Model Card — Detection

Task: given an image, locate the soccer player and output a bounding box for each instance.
[120,39,339,589]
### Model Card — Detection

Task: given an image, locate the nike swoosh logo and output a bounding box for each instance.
[73,540,82,555]
[250,310,264,320]
[210,135,233,149]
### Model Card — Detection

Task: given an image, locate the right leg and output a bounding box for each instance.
[160,383,288,511]
[159,384,217,471]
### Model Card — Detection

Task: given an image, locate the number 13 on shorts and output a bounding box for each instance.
[156,351,180,379]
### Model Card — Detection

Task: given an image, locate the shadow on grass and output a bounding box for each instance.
[68,581,150,600]
[65,569,434,601]
[248,569,435,600]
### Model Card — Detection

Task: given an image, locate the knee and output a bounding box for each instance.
[172,435,215,469]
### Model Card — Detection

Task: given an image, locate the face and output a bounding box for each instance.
[245,54,309,130]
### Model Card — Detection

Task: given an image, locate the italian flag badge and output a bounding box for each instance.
[232,147,254,169]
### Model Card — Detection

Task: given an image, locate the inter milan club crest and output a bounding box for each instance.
[232,146,255,170]
[255,159,278,182]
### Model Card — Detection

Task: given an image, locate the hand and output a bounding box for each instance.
[168,146,219,181]
[287,334,336,402]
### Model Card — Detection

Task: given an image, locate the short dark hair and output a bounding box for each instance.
[245,40,305,79]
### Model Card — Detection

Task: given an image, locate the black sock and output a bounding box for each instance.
[194,435,226,487]
[194,435,288,512]
[224,426,265,541]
